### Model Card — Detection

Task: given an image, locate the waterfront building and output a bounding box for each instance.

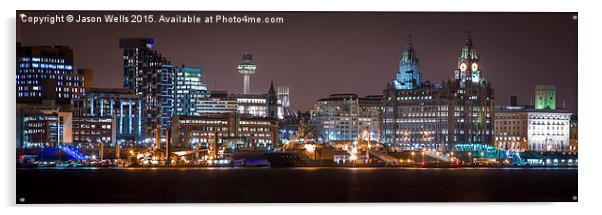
[382,35,494,151]
[74,88,142,145]
[569,115,578,152]
[231,94,270,117]
[170,113,278,150]
[20,103,119,149]
[72,116,114,148]
[237,52,257,94]
[309,94,382,143]
[21,107,73,148]
[199,91,239,114]
[120,38,173,139]
[231,82,277,118]
[16,43,85,104]
[278,114,300,144]
[495,107,572,152]
[174,66,209,116]
[526,110,571,152]
[202,82,279,118]
[494,105,529,152]
[494,104,571,152]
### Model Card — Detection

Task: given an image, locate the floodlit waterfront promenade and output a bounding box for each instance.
[17,144,577,168]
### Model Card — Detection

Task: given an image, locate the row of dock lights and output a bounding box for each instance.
[207,160,230,165]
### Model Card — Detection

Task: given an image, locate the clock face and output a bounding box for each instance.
[460,63,467,72]
[472,62,479,71]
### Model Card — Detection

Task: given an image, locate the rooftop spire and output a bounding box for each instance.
[459,32,479,61]
[401,35,418,63]
[395,35,422,90]
[464,30,473,46]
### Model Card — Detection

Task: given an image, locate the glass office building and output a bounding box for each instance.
[174,66,208,116]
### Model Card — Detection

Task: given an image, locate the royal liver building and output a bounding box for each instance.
[382,35,495,151]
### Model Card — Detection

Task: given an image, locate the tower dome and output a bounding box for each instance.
[394,35,422,90]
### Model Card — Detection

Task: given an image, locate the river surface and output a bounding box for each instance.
[16,167,577,203]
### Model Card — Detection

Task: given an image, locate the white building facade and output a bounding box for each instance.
[527,111,571,152]
[495,107,571,152]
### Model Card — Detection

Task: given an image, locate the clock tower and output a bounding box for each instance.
[454,34,483,85]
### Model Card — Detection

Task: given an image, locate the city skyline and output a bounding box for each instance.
[15,10,579,204]
[16,11,578,113]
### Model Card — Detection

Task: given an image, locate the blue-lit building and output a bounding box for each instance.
[392,36,421,90]
[383,35,494,151]
[74,88,142,146]
[159,64,175,131]
[16,43,85,104]
[174,66,208,116]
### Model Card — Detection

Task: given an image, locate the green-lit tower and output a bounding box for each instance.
[535,85,556,110]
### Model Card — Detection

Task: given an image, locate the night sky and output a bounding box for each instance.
[16,11,578,114]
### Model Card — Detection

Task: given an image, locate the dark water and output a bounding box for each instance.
[17,167,577,203]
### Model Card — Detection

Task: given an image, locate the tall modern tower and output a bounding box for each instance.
[237,52,256,94]
[120,38,173,141]
[393,36,421,90]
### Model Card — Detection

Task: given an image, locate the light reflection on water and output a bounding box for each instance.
[17,166,578,203]
[26,166,578,172]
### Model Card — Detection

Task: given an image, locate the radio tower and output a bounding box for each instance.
[237,52,256,94]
